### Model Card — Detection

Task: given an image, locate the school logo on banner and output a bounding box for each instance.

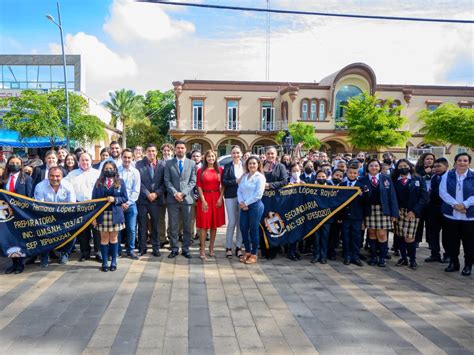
[260,184,360,248]
[0,189,111,258]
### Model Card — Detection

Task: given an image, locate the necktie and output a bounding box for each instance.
[371,176,377,187]
[401,177,407,185]
[107,178,112,188]
[9,175,15,192]
[151,162,156,178]
[179,160,183,175]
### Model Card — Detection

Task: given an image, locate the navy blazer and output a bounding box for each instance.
[359,174,399,218]
[393,175,428,217]
[264,162,289,189]
[340,180,369,221]
[4,174,33,198]
[300,173,316,184]
[92,179,128,225]
[222,161,242,198]
[135,157,165,205]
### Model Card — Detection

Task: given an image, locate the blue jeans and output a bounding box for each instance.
[342,219,362,261]
[313,223,330,260]
[121,203,138,254]
[240,200,264,255]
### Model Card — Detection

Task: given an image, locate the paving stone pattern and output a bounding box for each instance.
[0,231,472,355]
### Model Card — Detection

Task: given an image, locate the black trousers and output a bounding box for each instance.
[425,204,447,256]
[78,226,100,257]
[415,206,428,243]
[328,222,341,258]
[443,217,473,264]
[137,203,160,253]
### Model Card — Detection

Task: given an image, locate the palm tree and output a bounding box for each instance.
[104,89,144,148]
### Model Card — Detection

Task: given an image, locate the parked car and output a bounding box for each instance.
[217,155,232,167]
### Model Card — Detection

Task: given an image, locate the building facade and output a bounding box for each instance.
[0,55,121,160]
[171,63,473,160]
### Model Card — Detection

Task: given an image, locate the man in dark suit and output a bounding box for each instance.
[135,144,165,257]
[164,140,196,258]
[32,150,67,188]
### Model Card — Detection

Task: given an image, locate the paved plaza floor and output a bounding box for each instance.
[0,230,472,355]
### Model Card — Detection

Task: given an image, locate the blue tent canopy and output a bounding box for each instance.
[0,129,66,148]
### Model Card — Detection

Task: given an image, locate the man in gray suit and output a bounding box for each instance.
[164,140,197,258]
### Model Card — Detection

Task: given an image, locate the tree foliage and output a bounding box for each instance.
[144,89,175,138]
[104,89,144,148]
[418,103,474,149]
[1,89,105,148]
[340,92,410,152]
[276,122,321,150]
[126,117,164,150]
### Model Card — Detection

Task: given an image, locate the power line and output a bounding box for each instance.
[137,1,474,24]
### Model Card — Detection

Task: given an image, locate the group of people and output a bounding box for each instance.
[1,141,472,277]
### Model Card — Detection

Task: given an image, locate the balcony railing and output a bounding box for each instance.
[260,120,288,131]
[225,121,240,130]
[169,120,208,130]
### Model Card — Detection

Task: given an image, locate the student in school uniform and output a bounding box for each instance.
[328,169,344,260]
[287,163,303,261]
[359,159,399,267]
[424,158,449,263]
[3,155,33,274]
[92,161,128,272]
[391,159,428,269]
[311,170,334,264]
[340,165,368,266]
[300,160,317,184]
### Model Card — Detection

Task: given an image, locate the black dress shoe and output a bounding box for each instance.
[461,264,472,276]
[138,250,147,256]
[79,255,90,262]
[396,258,408,266]
[5,260,17,274]
[152,251,162,257]
[368,258,377,266]
[444,262,460,272]
[359,254,367,261]
[425,255,442,263]
[182,251,192,259]
[310,258,318,264]
[343,259,351,265]
[14,263,24,274]
[101,265,108,272]
[328,255,336,261]
[352,259,363,267]
[377,259,386,267]
[409,261,418,270]
[168,251,179,259]
[109,265,117,272]
[320,258,327,264]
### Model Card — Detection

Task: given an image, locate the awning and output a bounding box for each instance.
[0,129,66,148]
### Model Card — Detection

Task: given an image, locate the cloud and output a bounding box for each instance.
[103,0,195,44]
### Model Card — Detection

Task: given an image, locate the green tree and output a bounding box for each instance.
[104,89,144,148]
[144,89,175,138]
[340,92,410,152]
[126,117,163,150]
[418,103,474,149]
[276,122,321,150]
[1,89,105,148]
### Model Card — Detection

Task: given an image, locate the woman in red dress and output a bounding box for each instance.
[196,150,225,260]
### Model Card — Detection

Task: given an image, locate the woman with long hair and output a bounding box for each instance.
[64,153,79,174]
[3,155,33,274]
[360,159,399,267]
[238,156,266,264]
[391,159,428,269]
[196,150,225,260]
[414,152,436,246]
[92,161,128,272]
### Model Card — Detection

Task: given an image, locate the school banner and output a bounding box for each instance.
[0,189,111,258]
[261,184,360,248]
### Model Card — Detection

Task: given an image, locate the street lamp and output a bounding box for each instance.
[46,0,70,151]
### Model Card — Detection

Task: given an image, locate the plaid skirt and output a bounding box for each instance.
[96,211,125,232]
[394,208,419,240]
[365,204,393,230]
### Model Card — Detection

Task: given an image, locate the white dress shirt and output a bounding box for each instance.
[233,162,243,179]
[5,172,20,191]
[64,168,100,202]
[34,179,76,203]
[237,172,266,207]
[118,165,141,206]
[439,171,474,221]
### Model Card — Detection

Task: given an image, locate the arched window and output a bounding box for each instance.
[335,85,363,119]
[318,99,327,120]
[310,99,318,120]
[300,99,309,120]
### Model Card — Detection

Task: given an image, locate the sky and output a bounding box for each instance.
[1,0,473,102]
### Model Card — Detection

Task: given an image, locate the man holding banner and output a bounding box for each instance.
[34,166,76,267]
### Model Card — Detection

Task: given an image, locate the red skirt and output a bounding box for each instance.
[196,191,225,229]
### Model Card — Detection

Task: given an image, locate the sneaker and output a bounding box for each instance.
[396,258,408,266]
[59,254,69,265]
[409,260,418,269]
[377,259,386,267]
